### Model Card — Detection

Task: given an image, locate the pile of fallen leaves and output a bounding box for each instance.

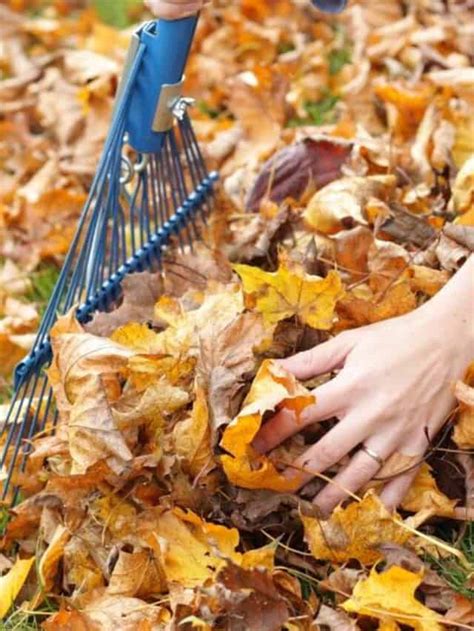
[0,0,473,628]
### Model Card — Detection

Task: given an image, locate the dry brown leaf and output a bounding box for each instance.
[227,66,288,164]
[246,137,352,212]
[86,271,163,337]
[315,604,360,630]
[197,311,268,430]
[304,175,396,234]
[453,362,474,449]
[302,493,411,565]
[173,384,214,478]
[107,547,166,598]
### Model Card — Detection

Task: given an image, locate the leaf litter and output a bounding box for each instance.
[0,0,473,629]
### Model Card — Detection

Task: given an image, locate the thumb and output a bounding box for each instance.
[279,331,355,380]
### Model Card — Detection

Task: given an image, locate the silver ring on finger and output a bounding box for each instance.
[360,443,384,466]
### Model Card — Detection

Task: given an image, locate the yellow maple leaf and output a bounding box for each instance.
[342,566,443,631]
[401,463,457,517]
[301,493,411,565]
[0,557,35,619]
[233,260,343,328]
[153,507,273,587]
[220,359,315,492]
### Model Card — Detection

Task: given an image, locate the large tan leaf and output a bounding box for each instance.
[49,313,135,474]
[197,311,268,430]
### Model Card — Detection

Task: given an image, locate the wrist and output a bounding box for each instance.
[420,256,474,367]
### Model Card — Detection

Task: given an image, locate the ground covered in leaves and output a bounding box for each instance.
[0,0,473,629]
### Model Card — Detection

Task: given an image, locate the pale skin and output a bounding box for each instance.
[145,0,205,19]
[146,0,474,514]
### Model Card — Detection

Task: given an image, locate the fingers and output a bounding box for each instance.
[379,465,420,512]
[312,434,396,517]
[145,0,203,19]
[279,332,355,380]
[252,376,345,453]
[283,414,371,488]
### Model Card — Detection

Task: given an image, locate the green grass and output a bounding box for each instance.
[25,264,60,317]
[427,522,474,600]
[328,47,351,75]
[0,603,58,631]
[92,0,142,28]
[0,505,9,536]
[197,100,222,120]
[288,91,340,127]
[0,383,13,405]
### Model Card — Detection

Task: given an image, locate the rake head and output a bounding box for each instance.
[0,16,217,503]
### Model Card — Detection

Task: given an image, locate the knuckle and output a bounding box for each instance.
[315,442,338,469]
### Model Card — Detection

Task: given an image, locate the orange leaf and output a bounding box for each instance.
[220,360,315,492]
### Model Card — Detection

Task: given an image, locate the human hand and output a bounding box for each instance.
[253,257,474,516]
[145,0,205,19]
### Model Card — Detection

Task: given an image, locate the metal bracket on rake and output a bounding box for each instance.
[152,78,186,132]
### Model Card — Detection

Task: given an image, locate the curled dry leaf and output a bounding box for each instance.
[400,464,457,518]
[246,137,352,212]
[49,315,135,475]
[173,384,214,478]
[304,175,396,235]
[107,547,166,598]
[38,524,70,593]
[86,271,163,337]
[48,596,170,631]
[225,205,290,263]
[408,265,450,297]
[342,566,443,631]
[451,156,474,214]
[314,604,361,631]
[197,311,268,431]
[220,360,315,492]
[301,493,411,565]
[453,362,474,449]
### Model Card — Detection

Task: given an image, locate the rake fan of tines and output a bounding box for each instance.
[0,15,217,503]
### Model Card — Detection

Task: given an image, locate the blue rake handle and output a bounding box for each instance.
[125,15,198,154]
